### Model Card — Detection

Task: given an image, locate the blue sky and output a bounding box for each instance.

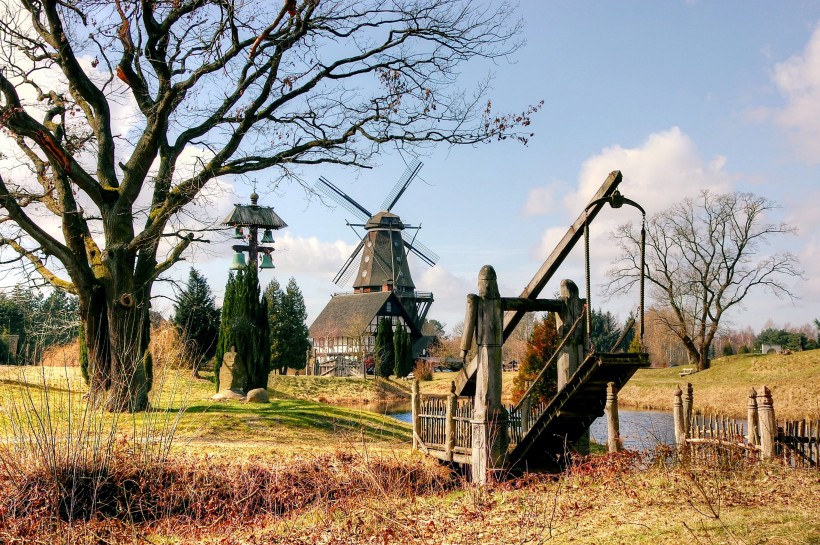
[152,3,820,335]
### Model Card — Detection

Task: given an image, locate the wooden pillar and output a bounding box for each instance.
[747,387,759,447]
[758,385,776,459]
[462,265,509,484]
[556,279,587,453]
[682,383,694,435]
[520,394,532,435]
[673,385,686,450]
[606,382,622,453]
[444,381,457,462]
[411,380,421,450]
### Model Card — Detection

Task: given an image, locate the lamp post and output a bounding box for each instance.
[223,191,287,270]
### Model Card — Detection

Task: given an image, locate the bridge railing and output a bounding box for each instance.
[412,383,474,461]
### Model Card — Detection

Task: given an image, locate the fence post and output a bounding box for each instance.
[411,380,421,450]
[673,385,686,450]
[758,385,776,459]
[682,383,694,435]
[445,381,457,462]
[520,394,531,435]
[747,387,759,447]
[606,382,622,453]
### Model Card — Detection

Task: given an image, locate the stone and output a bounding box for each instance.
[218,348,248,393]
[211,389,246,401]
[245,388,270,403]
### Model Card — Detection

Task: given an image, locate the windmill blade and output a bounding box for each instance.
[381,158,422,212]
[333,238,365,286]
[316,176,371,222]
[402,234,439,267]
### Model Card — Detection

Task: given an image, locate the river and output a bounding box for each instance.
[368,403,678,450]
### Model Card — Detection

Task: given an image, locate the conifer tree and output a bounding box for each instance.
[231,266,271,391]
[269,278,310,374]
[174,268,221,376]
[375,317,395,378]
[394,325,413,378]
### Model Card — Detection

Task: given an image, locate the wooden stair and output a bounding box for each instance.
[508,352,649,471]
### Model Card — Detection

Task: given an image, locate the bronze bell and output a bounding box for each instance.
[229,251,246,270]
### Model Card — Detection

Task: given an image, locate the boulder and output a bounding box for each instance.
[245,388,270,403]
[211,389,246,401]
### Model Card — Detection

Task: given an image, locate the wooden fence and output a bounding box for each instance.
[412,383,474,463]
[674,385,819,467]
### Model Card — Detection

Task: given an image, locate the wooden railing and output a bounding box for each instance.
[412,384,473,462]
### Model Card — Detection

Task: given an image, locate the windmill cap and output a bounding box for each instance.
[366,211,404,229]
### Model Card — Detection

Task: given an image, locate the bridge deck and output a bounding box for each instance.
[508,352,649,471]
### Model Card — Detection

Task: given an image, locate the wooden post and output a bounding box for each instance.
[758,385,776,459]
[606,382,622,453]
[520,394,531,435]
[411,380,421,450]
[682,383,693,435]
[673,385,686,451]
[462,265,509,484]
[747,387,759,447]
[444,381,457,462]
[556,279,588,454]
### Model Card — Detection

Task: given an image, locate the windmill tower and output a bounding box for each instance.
[315,159,438,329]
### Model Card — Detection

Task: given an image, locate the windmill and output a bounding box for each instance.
[315,158,438,328]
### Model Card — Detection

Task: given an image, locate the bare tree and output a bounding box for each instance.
[0,0,539,410]
[607,191,801,371]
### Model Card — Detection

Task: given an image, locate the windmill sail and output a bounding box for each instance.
[333,238,365,286]
[381,158,422,212]
[316,177,371,222]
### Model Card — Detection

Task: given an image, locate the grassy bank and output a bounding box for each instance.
[2,364,819,543]
[619,350,820,420]
[0,365,411,457]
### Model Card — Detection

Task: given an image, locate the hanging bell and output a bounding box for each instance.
[233,226,244,239]
[229,251,246,270]
[261,229,274,243]
[259,252,275,269]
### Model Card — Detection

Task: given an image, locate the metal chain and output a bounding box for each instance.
[584,210,592,351]
[639,214,646,347]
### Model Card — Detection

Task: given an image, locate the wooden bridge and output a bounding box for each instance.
[412,171,650,481]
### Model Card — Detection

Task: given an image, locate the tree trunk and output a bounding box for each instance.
[80,279,151,412]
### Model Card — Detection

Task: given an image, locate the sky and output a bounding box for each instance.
[5,1,820,337]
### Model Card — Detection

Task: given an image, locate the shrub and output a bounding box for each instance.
[413,360,433,381]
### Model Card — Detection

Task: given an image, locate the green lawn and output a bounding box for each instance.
[619,350,820,420]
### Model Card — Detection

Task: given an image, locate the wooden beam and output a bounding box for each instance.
[501,298,562,313]
[456,171,624,396]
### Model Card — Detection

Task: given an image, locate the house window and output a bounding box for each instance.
[386,302,392,313]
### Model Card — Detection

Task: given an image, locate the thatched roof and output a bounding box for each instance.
[308,291,420,339]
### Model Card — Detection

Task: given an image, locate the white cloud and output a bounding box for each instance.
[273,232,358,279]
[522,182,566,217]
[415,265,475,334]
[532,128,734,317]
[771,23,820,163]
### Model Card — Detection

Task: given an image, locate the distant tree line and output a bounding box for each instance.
[0,288,79,364]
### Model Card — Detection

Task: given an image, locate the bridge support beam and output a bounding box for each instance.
[461,265,509,484]
[556,279,588,454]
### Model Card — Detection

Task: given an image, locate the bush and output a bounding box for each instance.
[738,345,751,354]
[413,360,433,381]
[722,344,734,357]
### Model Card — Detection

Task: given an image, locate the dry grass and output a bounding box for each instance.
[39,339,81,367]
[619,350,820,420]
[3,448,817,544]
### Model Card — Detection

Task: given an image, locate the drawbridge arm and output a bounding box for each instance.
[455,170,624,396]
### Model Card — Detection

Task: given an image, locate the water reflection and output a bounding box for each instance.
[369,404,679,449]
